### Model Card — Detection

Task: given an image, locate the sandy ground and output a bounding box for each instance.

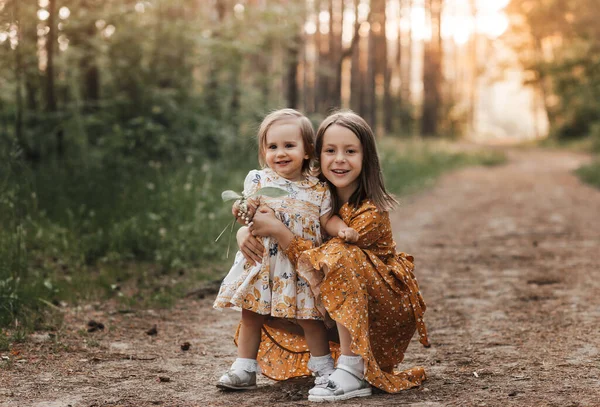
[1,148,600,407]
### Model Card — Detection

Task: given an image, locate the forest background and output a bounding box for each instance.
[0,0,599,340]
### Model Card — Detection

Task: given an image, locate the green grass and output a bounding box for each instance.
[0,139,506,337]
[0,146,249,333]
[575,159,600,189]
[380,139,507,195]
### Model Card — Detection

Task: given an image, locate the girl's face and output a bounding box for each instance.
[264,122,309,181]
[320,125,363,203]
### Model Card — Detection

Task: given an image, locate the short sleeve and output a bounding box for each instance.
[242,169,261,197]
[319,186,333,217]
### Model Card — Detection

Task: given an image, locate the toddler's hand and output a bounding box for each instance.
[245,197,260,222]
[338,227,359,243]
[235,197,260,225]
[232,200,242,218]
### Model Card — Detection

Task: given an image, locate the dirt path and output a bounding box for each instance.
[2,148,600,407]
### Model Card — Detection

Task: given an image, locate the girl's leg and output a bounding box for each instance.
[217,309,266,390]
[308,321,370,401]
[297,319,330,356]
[298,319,335,381]
[238,308,268,358]
[336,322,358,356]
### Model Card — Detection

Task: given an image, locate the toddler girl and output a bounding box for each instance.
[213,108,357,390]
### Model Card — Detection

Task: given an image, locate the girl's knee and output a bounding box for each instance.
[241,309,267,327]
[297,319,326,332]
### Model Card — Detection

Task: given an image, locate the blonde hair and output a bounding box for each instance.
[316,110,398,213]
[257,109,316,175]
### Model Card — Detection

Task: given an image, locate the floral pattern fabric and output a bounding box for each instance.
[213,168,332,320]
[253,200,429,392]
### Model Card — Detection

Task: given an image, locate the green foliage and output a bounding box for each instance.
[575,159,600,189]
[508,0,600,143]
[0,133,257,329]
[26,153,254,269]
[0,144,49,329]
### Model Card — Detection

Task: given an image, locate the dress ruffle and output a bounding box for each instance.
[296,240,427,391]
[234,319,340,380]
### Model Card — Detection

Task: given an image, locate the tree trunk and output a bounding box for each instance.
[314,0,329,113]
[467,0,477,136]
[336,0,364,111]
[381,0,393,133]
[421,0,443,137]
[204,0,228,120]
[400,0,413,108]
[328,0,343,109]
[301,1,310,113]
[23,10,39,112]
[533,36,554,131]
[82,23,100,109]
[350,0,363,113]
[395,0,406,132]
[14,0,24,157]
[229,59,242,130]
[47,0,62,156]
[366,0,386,129]
[286,33,301,109]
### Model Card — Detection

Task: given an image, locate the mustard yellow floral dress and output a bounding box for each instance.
[213,168,331,320]
[253,200,430,393]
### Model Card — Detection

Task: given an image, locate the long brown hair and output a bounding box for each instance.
[315,110,397,213]
[257,109,315,175]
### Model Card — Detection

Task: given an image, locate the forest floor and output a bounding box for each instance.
[2,147,600,407]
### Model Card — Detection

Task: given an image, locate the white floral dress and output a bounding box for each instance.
[213,168,332,320]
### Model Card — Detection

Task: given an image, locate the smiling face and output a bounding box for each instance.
[264,121,309,181]
[320,125,363,204]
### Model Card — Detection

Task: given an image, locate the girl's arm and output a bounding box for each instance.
[235,169,261,225]
[346,204,387,248]
[321,214,359,243]
[236,226,265,265]
[249,206,315,267]
[250,206,295,249]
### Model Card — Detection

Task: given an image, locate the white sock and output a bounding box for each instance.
[307,353,335,377]
[229,358,259,381]
[331,354,365,388]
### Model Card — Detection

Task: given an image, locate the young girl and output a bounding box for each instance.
[242,110,430,401]
[213,109,358,390]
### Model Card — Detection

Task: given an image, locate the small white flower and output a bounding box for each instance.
[159,228,167,238]
[147,182,155,190]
